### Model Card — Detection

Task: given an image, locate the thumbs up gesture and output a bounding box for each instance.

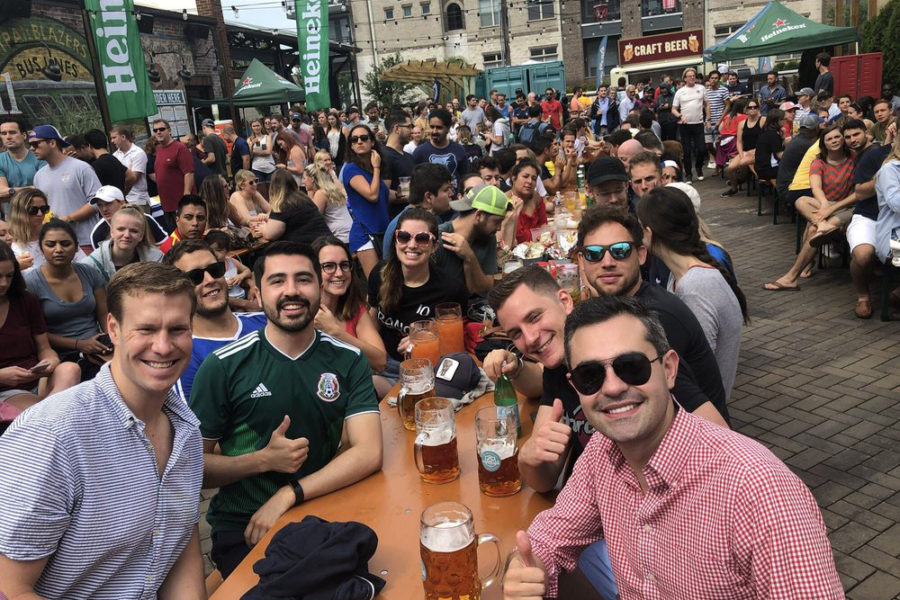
[502,530,547,599]
[263,414,310,473]
[519,399,573,470]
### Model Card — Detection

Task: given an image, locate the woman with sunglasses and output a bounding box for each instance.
[259,169,330,245]
[715,97,748,183]
[83,205,163,282]
[367,207,467,396]
[23,220,110,380]
[274,131,306,185]
[303,164,351,243]
[312,236,386,373]
[508,158,546,245]
[723,99,765,196]
[342,124,391,279]
[229,169,270,228]
[9,189,86,272]
[637,186,748,399]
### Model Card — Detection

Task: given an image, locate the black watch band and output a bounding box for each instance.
[292,481,305,505]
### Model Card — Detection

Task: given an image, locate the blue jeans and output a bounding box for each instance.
[578,539,619,600]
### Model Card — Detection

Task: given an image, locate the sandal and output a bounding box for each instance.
[763,281,800,292]
[854,298,873,319]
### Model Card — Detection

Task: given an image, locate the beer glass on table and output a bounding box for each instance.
[420,501,501,600]
[409,320,441,367]
[398,358,435,431]
[414,397,460,484]
[435,302,465,356]
[474,406,522,497]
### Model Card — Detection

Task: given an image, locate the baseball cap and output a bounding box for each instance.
[290,112,301,121]
[449,184,510,216]
[89,185,125,205]
[798,87,815,97]
[666,182,701,212]
[586,156,627,186]
[799,114,820,130]
[434,353,482,399]
[29,124,69,147]
[201,118,215,128]
[780,101,799,111]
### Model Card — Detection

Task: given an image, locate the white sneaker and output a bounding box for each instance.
[697,174,705,181]
[890,236,900,267]
[707,161,716,170]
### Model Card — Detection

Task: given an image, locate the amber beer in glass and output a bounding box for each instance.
[409,320,441,367]
[474,406,522,497]
[420,502,501,600]
[435,302,465,356]
[414,397,460,484]
[398,358,435,431]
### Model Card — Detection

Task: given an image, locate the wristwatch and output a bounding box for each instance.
[292,480,305,505]
[6,187,14,198]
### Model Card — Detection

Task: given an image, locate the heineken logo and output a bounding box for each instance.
[242,77,254,85]
[774,18,786,26]
[299,0,323,95]
[93,0,138,93]
[761,21,805,42]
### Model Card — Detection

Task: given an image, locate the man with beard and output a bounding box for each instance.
[189,242,382,578]
[383,110,416,218]
[165,239,266,401]
[434,184,509,295]
[413,108,469,189]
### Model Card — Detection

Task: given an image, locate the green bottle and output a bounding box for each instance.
[494,372,522,438]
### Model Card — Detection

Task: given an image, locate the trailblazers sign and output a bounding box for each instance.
[85,0,157,122]
[618,29,703,66]
[294,0,330,110]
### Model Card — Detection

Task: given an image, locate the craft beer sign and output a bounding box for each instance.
[84,0,157,122]
[618,29,703,66]
[294,0,331,110]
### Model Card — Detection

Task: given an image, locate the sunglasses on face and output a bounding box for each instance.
[581,242,634,262]
[28,140,46,148]
[27,205,49,216]
[321,260,352,274]
[153,127,168,133]
[568,352,664,395]
[395,230,434,245]
[244,179,258,185]
[747,105,759,109]
[349,134,371,144]
[183,261,226,285]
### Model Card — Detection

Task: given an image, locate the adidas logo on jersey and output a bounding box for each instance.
[250,383,272,398]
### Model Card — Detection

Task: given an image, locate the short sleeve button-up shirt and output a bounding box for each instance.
[0,363,203,599]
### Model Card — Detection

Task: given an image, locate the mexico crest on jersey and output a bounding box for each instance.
[317,373,340,402]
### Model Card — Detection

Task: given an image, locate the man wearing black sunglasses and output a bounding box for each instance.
[504,296,842,600]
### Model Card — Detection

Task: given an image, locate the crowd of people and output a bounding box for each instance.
[0,58,897,598]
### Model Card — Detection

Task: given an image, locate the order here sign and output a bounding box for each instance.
[619,29,703,66]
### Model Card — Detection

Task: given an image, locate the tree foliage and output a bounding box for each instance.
[361,53,417,108]
[861,0,900,87]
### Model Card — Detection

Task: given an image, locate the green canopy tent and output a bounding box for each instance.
[704,1,858,62]
[230,58,305,105]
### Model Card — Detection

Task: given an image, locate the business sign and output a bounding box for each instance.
[294,0,330,110]
[619,29,703,66]
[85,0,158,123]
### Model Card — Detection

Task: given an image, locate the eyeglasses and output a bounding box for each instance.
[183,261,226,285]
[747,105,759,109]
[581,242,634,262]
[27,205,49,216]
[567,352,664,395]
[349,134,371,143]
[244,179,258,185]
[28,140,46,148]
[152,127,168,133]
[395,230,435,245]
[321,260,352,274]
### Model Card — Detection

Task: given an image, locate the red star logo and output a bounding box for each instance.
[242,77,253,85]
[774,18,786,26]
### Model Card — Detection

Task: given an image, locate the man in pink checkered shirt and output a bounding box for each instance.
[503,297,843,600]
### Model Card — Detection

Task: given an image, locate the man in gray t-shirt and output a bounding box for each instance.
[200,119,228,177]
[30,125,101,249]
[460,95,486,132]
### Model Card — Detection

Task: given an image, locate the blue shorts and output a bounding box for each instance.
[577,539,619,600]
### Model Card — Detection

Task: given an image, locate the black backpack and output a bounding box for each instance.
[516,120,543,145]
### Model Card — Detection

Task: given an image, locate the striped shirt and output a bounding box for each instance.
[528,406,843,599]
[0,363,203,599]
[810,157,854,203]
[705,86,730,126]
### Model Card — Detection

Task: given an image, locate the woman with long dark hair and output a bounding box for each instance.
[637,187,748,399]
[724,99,765,196]
[0,241,80,415]
[508,158,546,245]
[199,174,235,228]
[273,131,306,185]
[715,97,748,188]
[341,123,391,278]
[366,207,467,397]
[753,108,785,181]
[325,112,347,167]
[248,118,276,194]
[9,189,86,272]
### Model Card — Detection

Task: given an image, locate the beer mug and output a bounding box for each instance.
[409,320,441,367]
[435,302,465,356]
[420,501,501,600]
[414,397,460,484]
[474,406,522,497]
[398,358,435,431]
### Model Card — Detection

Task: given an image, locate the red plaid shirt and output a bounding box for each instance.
[528,407,843,599]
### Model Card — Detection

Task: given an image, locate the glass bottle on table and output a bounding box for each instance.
[493,368,521,438]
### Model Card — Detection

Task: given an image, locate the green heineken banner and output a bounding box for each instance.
[85,0,157,122]
[294,0,330,110]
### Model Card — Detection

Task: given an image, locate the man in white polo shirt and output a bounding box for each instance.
[110,124,151,209]
[672,68,707,182]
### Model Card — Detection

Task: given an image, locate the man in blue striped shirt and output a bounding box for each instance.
[0,263,205,600]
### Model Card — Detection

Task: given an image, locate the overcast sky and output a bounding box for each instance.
[137,0,299,35]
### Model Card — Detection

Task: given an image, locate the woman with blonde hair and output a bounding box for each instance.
[9,189,86,272]
[313,149,340,183]
[83,205,163,282]
[229,169,270,227]
[259,169,331,244]
[303,164,351,243]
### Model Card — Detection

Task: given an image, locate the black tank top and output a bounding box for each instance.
[742,118,762,150]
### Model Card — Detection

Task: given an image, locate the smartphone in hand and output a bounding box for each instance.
[29,360,51,374]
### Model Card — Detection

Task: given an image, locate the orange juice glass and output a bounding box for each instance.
[409,320,441,367]
[435,303,465,356]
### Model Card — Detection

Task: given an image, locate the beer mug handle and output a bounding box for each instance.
[476,532,502,591]
[413,433,426,475]
[398,385,409,420]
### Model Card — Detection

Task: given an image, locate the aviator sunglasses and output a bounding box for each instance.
[581,242,634,262]
[567,352,664,395]
[183,261,226,285]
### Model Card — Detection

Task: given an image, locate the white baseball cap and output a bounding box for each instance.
[89,185,125,205]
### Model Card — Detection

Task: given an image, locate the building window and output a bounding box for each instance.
[483,52,503,68]
[582,0,621,22]
[530,45,558,62]
[384,7,394,19]
[402,4,413,17]
[480,0,500,27]
[527,0,555,20]
[421,2,431,15]
[642,0,681,17]
[446,2,464,30]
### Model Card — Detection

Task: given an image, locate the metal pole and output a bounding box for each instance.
[498,0,510,67]
[81,7,113,133]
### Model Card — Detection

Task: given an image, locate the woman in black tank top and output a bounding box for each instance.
[722,101,764,196]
